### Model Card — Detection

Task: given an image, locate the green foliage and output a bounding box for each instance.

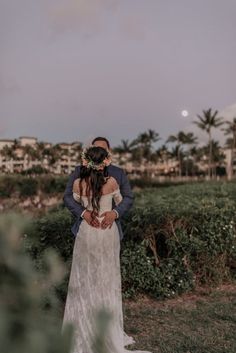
[18,177,39,196]
[0,174,206,199]
[0,175,19,197]
[120,240,194,299]
[0,175,39,197]
[0,174,205,200]
[0,175,68,198]
[24,181,236,299]
[0,212,73,353]
[129,177,187,189]
[20,165,49,175]
[39,176,68,194]
[24,207,75,302]
[27,207,74,263]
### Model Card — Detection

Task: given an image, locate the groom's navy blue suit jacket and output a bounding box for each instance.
[63,164,134,240]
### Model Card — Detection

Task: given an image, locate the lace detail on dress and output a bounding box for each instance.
[62,179,152,353]
[72,177,123,216]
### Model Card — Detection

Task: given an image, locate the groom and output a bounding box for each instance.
[63,136,134,240]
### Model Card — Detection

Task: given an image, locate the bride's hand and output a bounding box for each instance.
[83,210,100,228]
[100,211,117,229]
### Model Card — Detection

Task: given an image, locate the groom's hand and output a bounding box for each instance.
[83,210,100,228]
[100,211,117,229]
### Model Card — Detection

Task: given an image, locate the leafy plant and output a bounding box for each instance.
[24,182,236,299]
[0,212,73,353]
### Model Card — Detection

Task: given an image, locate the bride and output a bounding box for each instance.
[61,144,152,353]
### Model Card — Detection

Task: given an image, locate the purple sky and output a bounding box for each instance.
[1,0,236,147]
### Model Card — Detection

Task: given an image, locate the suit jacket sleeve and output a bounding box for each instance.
[113,169,134,218]
[63,166,86,218]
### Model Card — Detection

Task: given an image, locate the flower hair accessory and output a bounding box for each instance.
[81,145,112,170]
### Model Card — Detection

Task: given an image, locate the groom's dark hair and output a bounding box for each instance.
[92,136,110,149]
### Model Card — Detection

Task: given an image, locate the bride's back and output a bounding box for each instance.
[72,176,122,215]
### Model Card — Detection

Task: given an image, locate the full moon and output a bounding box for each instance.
[181,110,189,117]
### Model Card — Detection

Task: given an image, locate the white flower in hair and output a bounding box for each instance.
[80,145,112,170]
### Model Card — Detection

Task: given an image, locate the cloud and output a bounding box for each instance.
[46,0,118,35]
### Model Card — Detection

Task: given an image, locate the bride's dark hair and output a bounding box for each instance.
[79,146,109,218]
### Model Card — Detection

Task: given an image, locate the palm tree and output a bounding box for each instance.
[188,146,200,176]
[193,108,224,178]
[49,144,63,166]
[113,139,135,154]
[36,141,49,160]
[1,145,16,160]
[222,117,236,179]
[152,144,172,174]
[200,140,225,177]
[169,145,184,176]
[183,132,198,176]
[166,131,190,177]
[23,145,40,160]
[155,144,171,162]
[132,129,160,162]
[42,144,62,168]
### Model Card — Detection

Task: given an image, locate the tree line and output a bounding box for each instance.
[1,108,236,179]
[113,108,236,179]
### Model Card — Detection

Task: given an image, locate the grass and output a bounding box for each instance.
[123,284,236,353]
[134,180,236,207]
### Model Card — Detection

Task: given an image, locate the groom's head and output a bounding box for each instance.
[92,137,110,151]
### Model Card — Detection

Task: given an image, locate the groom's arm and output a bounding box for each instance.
[113,169,134,218]
[63,166,86,218]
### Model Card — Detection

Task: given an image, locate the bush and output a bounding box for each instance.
[0,175,19,197]
[0,175,39,197]
[24,182,236,299]
[129,177,187,189]
[0,212,73,353]
[120,240,194,299]
[39,176,68,194]
[27,207,74,262]
[121,204,236,298]
[18,177,39,196]
[0,175,68,198]
[20,165,49,175]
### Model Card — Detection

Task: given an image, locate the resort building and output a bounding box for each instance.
[18,136,37,147]
[0,139,15,150]
[0,136,232,178]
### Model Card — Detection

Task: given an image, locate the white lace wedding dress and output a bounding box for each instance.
[61,177,152,353]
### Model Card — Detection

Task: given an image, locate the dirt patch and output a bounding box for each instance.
[124,282,236,310]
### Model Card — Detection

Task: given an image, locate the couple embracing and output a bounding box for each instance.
[62,136,152,353]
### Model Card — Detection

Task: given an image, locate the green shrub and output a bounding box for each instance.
[129,177,188,189]
[20,165,49,175]
[0,212,73,353]
[120,240,194,299]
[23,182,236,299]
[18,177,39,196]
[0,175,19,197]
[39,176,68,194]
[0,175,39,197]
[27,207,74,262]
[0,174,68,198]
